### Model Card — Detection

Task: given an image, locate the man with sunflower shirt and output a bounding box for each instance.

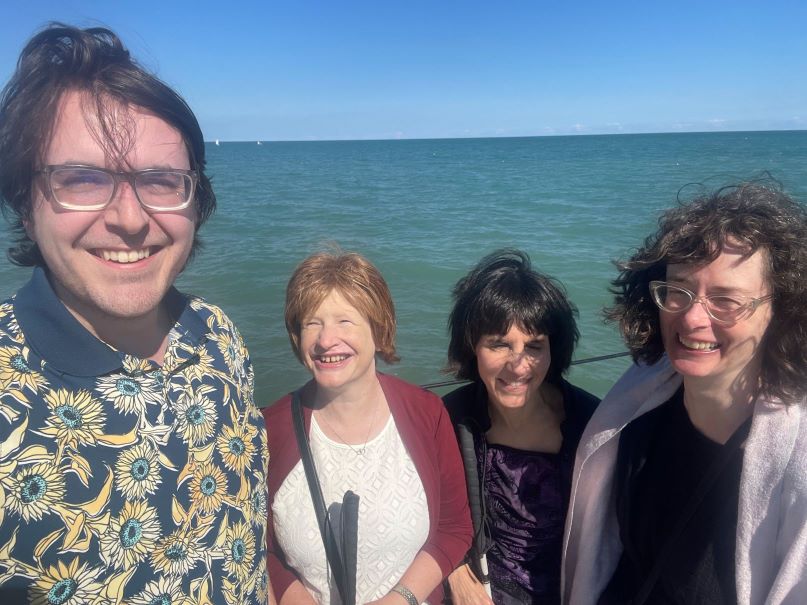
[0,24,269,604]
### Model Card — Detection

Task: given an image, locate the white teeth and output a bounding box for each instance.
[680,336,719,351]
[100,249,150,263]
[321,354,348,363]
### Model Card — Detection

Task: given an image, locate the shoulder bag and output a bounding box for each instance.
[292,390,359,605]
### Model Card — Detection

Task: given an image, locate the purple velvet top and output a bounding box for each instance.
[483,442,565,604]
[443,380,599,604]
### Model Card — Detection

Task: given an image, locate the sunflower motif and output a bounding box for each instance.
[247,471,268,528]
[213,331,246,382]
[178,348,215,384]
[257,412,269,452]
[95,369,161,417]
[164,335,193,363]
[122,355,153,374]
[40,388,105,450]
[247,396,262,423]
[189,462,228,515]
[0,302,24,342]
[2,462,65,522]
[150,368,165,390]
[114,441,162,500]
[151,529,204,577]
[28,558,103,605]
[99,500,161,570]
[224,520,256,583]
[0,345,46,393]
[191,297,226,327]
[215,422,257,474]
[255,568,270,604]
[128,575,185,605]
[174,391,218,446]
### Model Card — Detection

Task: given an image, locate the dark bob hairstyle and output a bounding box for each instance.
[606,181,807,402]
[0,23,216,266]
[447,249,579,383]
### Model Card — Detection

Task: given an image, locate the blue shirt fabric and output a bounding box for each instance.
[0,268,269,604]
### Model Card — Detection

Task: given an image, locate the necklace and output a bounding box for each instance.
[317,399,380,456]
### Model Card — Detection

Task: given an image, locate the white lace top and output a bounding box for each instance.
[273,413,430,604]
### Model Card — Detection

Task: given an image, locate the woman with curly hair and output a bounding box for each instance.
[562,182,807,605]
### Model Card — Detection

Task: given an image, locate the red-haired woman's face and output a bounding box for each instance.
[299,289,378,395]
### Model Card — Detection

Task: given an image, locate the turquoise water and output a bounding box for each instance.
[2,131,807,403]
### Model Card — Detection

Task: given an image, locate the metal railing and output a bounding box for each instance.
[420,351,631,390]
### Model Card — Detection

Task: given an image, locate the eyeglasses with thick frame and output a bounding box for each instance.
[649,280,773,325]
[37,164,198,212]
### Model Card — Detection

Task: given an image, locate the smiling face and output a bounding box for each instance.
[475,324,551,412]
[299,289,379,395]
[660,245,773,389]
[26,90,196,334]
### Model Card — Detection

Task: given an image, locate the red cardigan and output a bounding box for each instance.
[263,373,472,603]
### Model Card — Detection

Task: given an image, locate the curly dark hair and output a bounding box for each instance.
[606,181,807,402]
[0,23,216,266]
[447,248,579,383]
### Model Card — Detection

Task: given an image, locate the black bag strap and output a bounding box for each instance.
[632,418,751,605]
[457,422,491,583]
[291,390,352,604]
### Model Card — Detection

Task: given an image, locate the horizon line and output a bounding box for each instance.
[206,127,807,145]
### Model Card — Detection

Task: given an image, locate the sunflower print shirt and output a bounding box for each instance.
[0,268,269,605]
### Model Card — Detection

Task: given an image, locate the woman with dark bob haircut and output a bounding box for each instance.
[442,249,599,605]
[264,250,472,605]
[563,182,807,605]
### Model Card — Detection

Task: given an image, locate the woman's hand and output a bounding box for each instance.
[447,564,494,605]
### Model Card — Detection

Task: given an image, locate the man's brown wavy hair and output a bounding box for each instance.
[605,181,807,402]
[0,24,215,266]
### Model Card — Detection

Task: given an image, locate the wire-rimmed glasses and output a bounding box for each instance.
[649,280,773,324]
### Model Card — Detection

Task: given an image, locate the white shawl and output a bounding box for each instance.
[561,356,807,605]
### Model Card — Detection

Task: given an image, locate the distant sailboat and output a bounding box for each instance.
[215,139,220,146]
[257,141,263,146]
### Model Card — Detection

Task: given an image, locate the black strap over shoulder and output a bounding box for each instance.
[291,390,357,605]
[457,422,491,582]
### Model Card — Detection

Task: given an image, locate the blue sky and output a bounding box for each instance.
[3,0,806,141]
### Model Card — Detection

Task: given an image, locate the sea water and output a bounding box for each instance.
[2,131,806,404]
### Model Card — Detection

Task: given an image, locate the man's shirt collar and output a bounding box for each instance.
[13,266,206,376]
